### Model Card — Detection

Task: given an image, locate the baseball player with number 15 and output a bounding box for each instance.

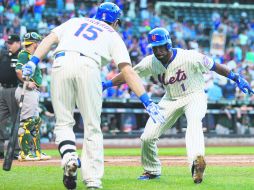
[103,27,254,184]
[22,2,164,190]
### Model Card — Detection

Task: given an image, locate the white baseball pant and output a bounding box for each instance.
[51,51,103,188]
[141,90,207,175]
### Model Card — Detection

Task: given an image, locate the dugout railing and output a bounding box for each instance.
[68,98,254,139]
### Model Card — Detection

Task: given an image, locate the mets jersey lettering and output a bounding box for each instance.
[134,48,214,99]
[158,69,187,85]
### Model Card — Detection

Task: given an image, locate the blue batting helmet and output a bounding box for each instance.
[95,2,121,25]
[148,28,172,50]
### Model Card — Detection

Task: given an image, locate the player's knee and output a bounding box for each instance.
[34,116,42,129]
[22,117,36,131]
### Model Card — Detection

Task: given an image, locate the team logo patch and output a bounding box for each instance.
[151,35,156,41]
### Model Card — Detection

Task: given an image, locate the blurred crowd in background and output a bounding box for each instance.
[1,0,254,101]
[1,0,254,136]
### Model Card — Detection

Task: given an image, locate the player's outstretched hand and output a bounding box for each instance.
[22,61,36,78]
[102,82,107,91]
[235,75,254,94]
[102,80,113,91]
[145,102,165,124]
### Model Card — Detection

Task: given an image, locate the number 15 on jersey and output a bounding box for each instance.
[74,23,103,41]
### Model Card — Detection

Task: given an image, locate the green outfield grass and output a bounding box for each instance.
[1,166,254,190]
[43,146,254,157]
[1,146,253,190]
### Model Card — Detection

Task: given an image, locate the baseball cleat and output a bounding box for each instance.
[18,151,40,161]
[191,155,206,184]
[63,154,81,190]
[38,152,51,160]
[137,172,161,180]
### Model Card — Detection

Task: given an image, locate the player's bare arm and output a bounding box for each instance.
[212,62,254,94]
[118,63,145,97]
[212,63,231,77]
[33,32,59,60]
[112,73,125,86]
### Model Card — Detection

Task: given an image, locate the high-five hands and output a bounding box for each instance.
[102,81,165,124]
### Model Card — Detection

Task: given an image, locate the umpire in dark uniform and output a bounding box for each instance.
[0,34,21,159]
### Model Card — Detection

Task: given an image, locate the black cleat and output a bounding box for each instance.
[63,174,77,190]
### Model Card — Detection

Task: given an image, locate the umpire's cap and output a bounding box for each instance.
[7,34,21,43]
[23,32,42,46]
[95,2,121,26]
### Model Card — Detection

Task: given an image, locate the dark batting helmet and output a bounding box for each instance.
[23,32,42,46]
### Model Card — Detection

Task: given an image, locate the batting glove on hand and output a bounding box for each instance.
[102,82,106,91]
[102,80,113,91]
[235,74,254,94]
[22,61,36,78]
[145,102,165,124]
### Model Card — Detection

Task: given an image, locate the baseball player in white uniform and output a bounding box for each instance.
[22,3,164,190]
[103,27,254,184]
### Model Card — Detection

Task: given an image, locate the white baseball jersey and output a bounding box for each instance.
[52,17,131,67]
[138,48,214,175]
[51,17,132,188]
[134,48,214,99]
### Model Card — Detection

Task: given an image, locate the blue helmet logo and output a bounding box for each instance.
[95,2,121,25]
[148,28,172,50]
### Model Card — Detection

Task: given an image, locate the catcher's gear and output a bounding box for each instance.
[148,27,172,50]
[18,117,37,155]
[30,117,42,155]
[23,32,42,46]
[95,2,121,25]
[30,117,51,160]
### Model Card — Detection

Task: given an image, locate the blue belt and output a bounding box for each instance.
[55,52,85,59]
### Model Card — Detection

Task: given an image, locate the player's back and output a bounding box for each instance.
[53,17,123,66]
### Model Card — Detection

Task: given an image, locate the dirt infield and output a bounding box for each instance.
[2,155,254,167]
